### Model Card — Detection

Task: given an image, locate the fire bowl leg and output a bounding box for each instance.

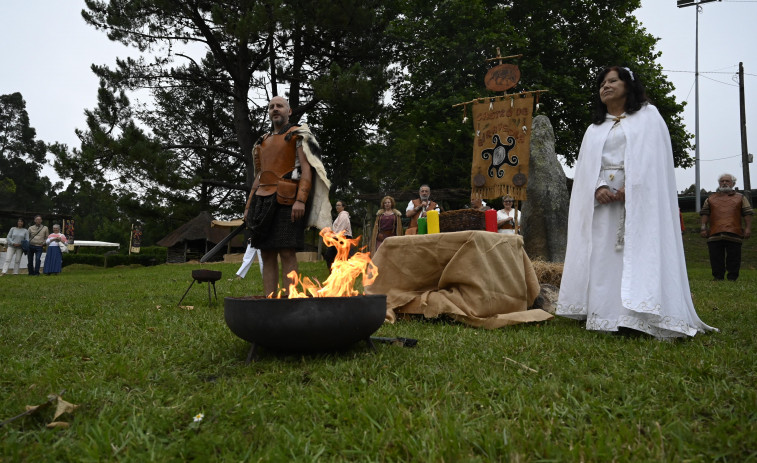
[245,343,259,364]
[365,338,377,352]
[177,280,196,306]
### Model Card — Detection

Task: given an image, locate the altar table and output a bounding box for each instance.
[365,230,553,328]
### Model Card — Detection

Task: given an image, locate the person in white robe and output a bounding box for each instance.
[556,66,716,339]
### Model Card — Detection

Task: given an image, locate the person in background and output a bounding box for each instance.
[27,215,49,276]
[556,65,715,339]
[470,197,490,211]
[324,200,354,272]
[496,195,517,235]
[405,184,441,235]
[699,173,753,281]
[44,224,68,275]
[369,195,404,255]
[2,218,29,276]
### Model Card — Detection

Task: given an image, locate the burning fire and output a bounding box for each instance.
[272,227,378,298]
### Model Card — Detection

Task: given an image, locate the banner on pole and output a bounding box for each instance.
[471,95,533,201]
[63,219,75,251]
[130,224,142,254]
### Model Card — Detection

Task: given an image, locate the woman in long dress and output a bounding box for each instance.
[44,224,68,275]
[369,196,403,255]
[556,66,716,339]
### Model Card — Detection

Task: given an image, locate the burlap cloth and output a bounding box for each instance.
[365,230,553,328]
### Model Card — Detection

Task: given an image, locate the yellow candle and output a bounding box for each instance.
[427,209,440,234]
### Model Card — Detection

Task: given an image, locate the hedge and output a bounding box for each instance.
[62,253,161,268]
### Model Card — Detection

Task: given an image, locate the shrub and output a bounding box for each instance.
[61,252,161,268]
[104,253,160,268]
[62,253,104,267]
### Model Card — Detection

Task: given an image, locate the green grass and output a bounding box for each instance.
[1,220,755,462]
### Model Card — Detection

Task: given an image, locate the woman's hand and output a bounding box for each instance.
[614,187,625,202]
[595,186,615,204]
[595,186,625,204]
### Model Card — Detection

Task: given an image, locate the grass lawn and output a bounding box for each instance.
[1,213,755,461]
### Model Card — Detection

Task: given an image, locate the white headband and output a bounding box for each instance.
[622,67,635,81]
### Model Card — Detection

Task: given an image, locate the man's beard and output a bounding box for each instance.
[717,186,734,194]
[420,194,430,201]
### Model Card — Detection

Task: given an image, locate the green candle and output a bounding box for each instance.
[417,217,427,235]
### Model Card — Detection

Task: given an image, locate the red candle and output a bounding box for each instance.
[485,209,497,232]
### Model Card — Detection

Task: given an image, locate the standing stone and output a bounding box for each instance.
[520,115,569,262]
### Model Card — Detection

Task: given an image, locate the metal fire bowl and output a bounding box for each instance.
[224,294,387,352]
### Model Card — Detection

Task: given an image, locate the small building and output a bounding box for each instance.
[156,211,245,264]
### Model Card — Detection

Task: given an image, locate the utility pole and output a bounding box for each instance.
[677,0,721,211]
[739,62,753,206]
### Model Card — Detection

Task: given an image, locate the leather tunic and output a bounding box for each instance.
[253,126,299,197]
[707,193,745,236]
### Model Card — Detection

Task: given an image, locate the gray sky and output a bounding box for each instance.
[1,0,755,193]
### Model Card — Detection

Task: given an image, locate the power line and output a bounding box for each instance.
[700,154,742,161]
[663,69,757,77]
[699,74,739,86]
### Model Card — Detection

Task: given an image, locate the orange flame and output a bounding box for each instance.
[271,227,378,298]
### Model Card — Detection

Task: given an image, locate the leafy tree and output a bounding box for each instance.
[61,0,694,224]
[0,92,60,214]
[55,0,397,224]
[375,0,693,207]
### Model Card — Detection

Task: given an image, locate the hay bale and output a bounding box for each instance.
[531,258,563,287]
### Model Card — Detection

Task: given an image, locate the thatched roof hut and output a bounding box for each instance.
[157,211,245,263]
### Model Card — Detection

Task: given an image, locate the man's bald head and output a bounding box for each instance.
[268,96,292,130]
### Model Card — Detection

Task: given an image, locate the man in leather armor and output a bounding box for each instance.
[405,184,441,235]
[700,173,753,281]
[243,96,315,296]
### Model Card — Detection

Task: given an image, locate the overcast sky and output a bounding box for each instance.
[1,0,755,194]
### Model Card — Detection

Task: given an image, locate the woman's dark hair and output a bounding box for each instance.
[592,66,649,125]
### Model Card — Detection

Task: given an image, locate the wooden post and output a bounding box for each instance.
[514,200,520,234]
[739,62,752,206]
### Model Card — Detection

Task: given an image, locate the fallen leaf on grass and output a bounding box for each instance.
[46,422,70,429]
[53,398,78,420]
[180,306,194,310]
[0,392,78,429]
[155,305,162,309]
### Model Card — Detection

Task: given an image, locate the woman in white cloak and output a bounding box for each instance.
[556,66,716,339]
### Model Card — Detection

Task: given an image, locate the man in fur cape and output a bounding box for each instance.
[244,96,331,296]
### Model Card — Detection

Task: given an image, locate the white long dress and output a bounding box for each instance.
[557,105,716,339]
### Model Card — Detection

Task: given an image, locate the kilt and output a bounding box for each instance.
[249,194,305,251]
